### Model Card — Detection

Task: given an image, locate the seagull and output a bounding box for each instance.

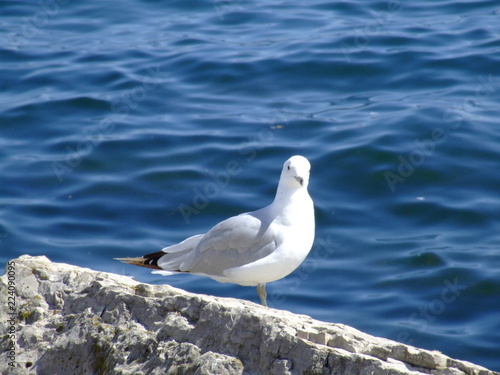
[116,155,315,306]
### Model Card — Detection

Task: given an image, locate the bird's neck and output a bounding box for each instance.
[272,186,308,213]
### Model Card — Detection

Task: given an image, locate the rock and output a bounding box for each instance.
[0,255,497,375]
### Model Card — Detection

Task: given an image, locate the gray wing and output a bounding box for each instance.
[155,234,205,271]
[179,212,281,276]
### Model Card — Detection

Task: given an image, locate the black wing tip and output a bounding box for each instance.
[143,250,168,259]
[115,250,167,270]
[141,250,165,269]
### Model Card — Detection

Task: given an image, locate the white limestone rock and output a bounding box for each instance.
[0,255,497,375]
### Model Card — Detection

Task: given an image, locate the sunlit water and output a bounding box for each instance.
[1,0,500,370]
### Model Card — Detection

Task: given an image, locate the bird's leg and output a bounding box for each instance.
[257,283,267,307]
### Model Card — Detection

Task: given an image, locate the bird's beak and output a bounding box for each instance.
[295,176,304,186]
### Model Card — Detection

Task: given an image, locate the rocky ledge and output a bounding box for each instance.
[0,255,497,375]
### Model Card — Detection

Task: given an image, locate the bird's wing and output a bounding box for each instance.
[161,233,204,253]
[152,233,203,271]
[180,212,282,276]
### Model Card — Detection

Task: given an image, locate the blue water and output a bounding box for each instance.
[1,0,500,370]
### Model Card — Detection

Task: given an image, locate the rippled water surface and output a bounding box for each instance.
[2,0,500,370]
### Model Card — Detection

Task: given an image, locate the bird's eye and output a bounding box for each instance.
[287,165,290,170]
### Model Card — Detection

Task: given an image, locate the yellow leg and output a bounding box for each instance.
[257,283,267,306]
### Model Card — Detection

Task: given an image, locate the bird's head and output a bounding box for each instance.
[280,155,311,189]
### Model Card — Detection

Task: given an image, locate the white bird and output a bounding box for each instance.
[117,155,315,306]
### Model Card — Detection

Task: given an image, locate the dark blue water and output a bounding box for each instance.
[1,0,500,370]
